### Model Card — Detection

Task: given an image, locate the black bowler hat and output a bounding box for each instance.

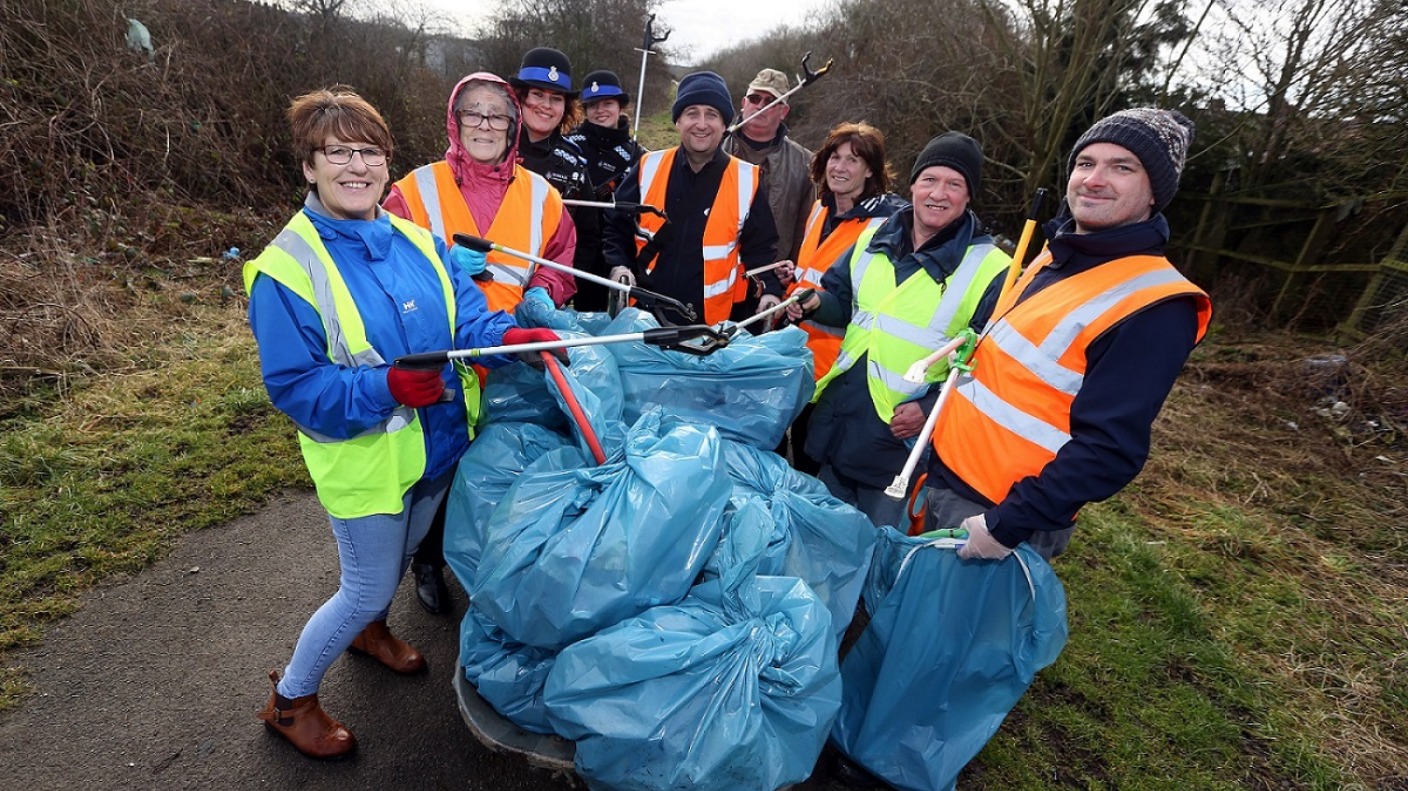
[510,47,576,95]
[581,69,630,107]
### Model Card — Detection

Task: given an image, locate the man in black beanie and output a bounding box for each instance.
[601,71,786,326]
[922,107,1213,564]
[788,131,1010,531]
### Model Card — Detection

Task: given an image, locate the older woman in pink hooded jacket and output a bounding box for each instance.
[383,72,578,615]
[384,72,576,314]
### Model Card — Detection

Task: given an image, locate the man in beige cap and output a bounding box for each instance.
[725,68,815,285]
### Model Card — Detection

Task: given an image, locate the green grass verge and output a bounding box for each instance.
[0,305,307,710]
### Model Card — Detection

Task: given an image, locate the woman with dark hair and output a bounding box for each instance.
[782,122,906,474]
[246,87,560,758]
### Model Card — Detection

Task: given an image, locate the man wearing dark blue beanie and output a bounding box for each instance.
[601,71,787,326]
[924,106,1211,563]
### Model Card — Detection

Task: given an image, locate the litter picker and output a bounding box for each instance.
[726,52,833,135]
[997,188,1049,303]
[718,286,816,337]
[393,324,731,372]
[884,330,977,500]
[452,232,697,325]
[632,14,670,138]
[561,199,666,219]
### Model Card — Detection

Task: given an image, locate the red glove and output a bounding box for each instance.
[503,327,568,363]
[386,366,445,407]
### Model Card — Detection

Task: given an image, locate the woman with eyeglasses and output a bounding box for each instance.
[245,87,560,759]
[382,71,579,616]
[384,71,577,316]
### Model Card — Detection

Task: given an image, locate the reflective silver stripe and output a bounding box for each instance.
[831,349,859,373]
[851,309,875,330]
[1039,269,1190,359]
[702,241,738,260]
[927,243,995,337]
[801,319,845,338]
[487,261,527,285]
[269,229,383,370]
[411,166,446,243]
[735,161,755,233]
[874,313,941,348]
[869,358,923,397]
[703,267,738,298]
[850,248,879,294]
[639,150,666,193]
[297,408,412,443]
[528,173,548,256]
[986,321,1084,395]
[802,202,825,249]
[961,375,1070,454]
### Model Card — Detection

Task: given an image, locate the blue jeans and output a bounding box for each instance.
[818,464,909,531]
[277,472,450,698]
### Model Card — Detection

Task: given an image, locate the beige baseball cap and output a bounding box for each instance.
[746,68,791,103]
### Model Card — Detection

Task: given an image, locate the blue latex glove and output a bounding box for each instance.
[522,286,554,308]
[448,244,487,276]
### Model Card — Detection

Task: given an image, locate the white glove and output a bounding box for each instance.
[957,513,1013,561]
[609,266,636,288]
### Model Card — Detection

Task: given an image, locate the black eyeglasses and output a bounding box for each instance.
[457,110,514,131]
[316,145,388,166]
[744,93,778,106]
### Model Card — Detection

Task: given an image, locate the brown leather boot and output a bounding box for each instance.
[348,620,426,674]
[256,670,356,759]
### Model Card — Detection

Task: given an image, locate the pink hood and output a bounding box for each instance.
[445,71,523,187]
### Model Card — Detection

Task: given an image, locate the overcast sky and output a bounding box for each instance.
[417,0,834,63]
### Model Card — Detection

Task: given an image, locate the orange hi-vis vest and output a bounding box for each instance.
[635,148,758,325]
[933,251,1211,504]
[789,199,890,381]
[393,160,562,313]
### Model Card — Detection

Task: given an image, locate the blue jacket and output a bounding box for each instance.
[247,203,518,484]
[926,211,1202,544]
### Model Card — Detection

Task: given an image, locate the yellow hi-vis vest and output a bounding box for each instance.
[243,211,480,519]
[813,227,1010,423]
[635,147,758,325]
[790,199,890,381]
[392,160,562,313]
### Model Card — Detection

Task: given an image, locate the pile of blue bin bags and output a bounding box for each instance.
[443,303,1070,791]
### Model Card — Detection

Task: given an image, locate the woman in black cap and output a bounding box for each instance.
[565,69,646,311]
[510,46,598,310]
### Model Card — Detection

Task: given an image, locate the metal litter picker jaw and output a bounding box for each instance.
[884,329,978,500]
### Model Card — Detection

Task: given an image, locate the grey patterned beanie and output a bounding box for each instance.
[1069,108,1194,212]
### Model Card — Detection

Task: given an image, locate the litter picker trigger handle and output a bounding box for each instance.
[451,233,494,254]
[394,351,451,370]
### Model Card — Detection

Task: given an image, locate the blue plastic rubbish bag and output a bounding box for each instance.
[471,411,730,649]
[832,526,1068,791]
[459,607,560,735]
[713,439,877,640]
[544,501,842,791]
[443,422,576,591]
[478,323,622,427]
[602,309,814,449]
